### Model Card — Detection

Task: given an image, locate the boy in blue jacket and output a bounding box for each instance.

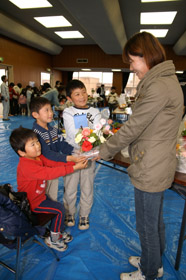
[30,97,85,201]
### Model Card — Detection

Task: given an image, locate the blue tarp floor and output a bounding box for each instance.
[0,116,186,280]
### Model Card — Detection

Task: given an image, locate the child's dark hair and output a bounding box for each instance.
[9,126,38,156]
[30,97,51,115]
[66,79,86,97]
[1,75,6,82]
[59,95,67,103]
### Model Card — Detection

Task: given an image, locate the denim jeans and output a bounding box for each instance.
[134,188,165,280]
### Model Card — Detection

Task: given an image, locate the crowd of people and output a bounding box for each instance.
[1,74,123,122]
[0,79,68,120]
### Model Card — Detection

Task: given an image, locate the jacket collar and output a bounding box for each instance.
[19,155,43,165]
[33,121,53,132]
[136,60,175,100]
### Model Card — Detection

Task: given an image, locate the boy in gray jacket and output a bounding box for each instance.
[63,80,101,230]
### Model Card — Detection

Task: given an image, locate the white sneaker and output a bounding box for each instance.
[120,269,145,280]
[78,216,89,230]
[60,231,73,243]
[44,236,68,252]
[65,214,75,227]
[129,256,163,278]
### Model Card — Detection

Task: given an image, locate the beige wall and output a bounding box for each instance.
[0,36,62,87]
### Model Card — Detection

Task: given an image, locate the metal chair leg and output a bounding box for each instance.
[15,236,21,280]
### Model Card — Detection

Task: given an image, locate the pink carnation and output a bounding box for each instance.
[82,128,91,137]
[95,123,102,130]
[103,125,111,135]
[108,119,113,125]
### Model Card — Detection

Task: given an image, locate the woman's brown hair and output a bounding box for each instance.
[123,32,166,69]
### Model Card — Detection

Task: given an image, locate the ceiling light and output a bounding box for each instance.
[112,69,121,72]
[9,0,52,9]
[81,69,91,71]
[141,11,177,24]
[140,29,168,37]
[141,0,179,2]
[55,31,84,39]
[34,16,71,28]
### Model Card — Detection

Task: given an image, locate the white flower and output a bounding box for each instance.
[75,133,83,143]
[100,118,106,125]
[100,136,106,143]
[89,136,96,143]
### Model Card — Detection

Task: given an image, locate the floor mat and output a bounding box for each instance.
[0,116,186,279]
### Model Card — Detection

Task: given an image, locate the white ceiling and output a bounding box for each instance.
[0,0,186,56]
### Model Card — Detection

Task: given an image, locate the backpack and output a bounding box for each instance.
[0,183,37,225]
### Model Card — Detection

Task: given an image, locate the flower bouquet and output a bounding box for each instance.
[176,134,186,173]
[74,119,113,159]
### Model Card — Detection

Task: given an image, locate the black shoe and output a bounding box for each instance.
[2,118,10,121]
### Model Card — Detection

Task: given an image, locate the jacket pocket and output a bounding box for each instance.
[128,145,145,179]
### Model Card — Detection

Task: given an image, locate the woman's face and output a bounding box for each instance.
[128,54,149,80]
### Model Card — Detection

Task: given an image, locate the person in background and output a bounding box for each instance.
[107,86,118,119]
[31,86,40,100]
[97,84,105,107]
[26,85,32,116]
[8,82,15,116]
[99,32,183,280]
[17,83,22,94]
[42,83,60,107]
[19,88,27,115]
[63,79,101,230]
[56,95,67,127]
[12,84,21,115]
[55,80,61,89]
[13,83,22,115]
[1,75,10,121]
[9,126,88,252]
[58,85,67,100]
[59,95,67,104]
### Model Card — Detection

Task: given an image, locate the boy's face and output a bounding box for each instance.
[68,87,88,108]
[33,104,53,127]
[18,137,41,160]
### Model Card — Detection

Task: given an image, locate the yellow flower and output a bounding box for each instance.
[176,144,180,151]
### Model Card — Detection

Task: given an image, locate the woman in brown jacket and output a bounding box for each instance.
[99,32,183,280]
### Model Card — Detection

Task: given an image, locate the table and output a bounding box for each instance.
[98,152,186,270]
[112,107,129,122]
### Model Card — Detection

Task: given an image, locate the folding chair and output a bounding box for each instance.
[0,193,59,280]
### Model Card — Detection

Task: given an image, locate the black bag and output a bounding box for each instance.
[0,183,37,225]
